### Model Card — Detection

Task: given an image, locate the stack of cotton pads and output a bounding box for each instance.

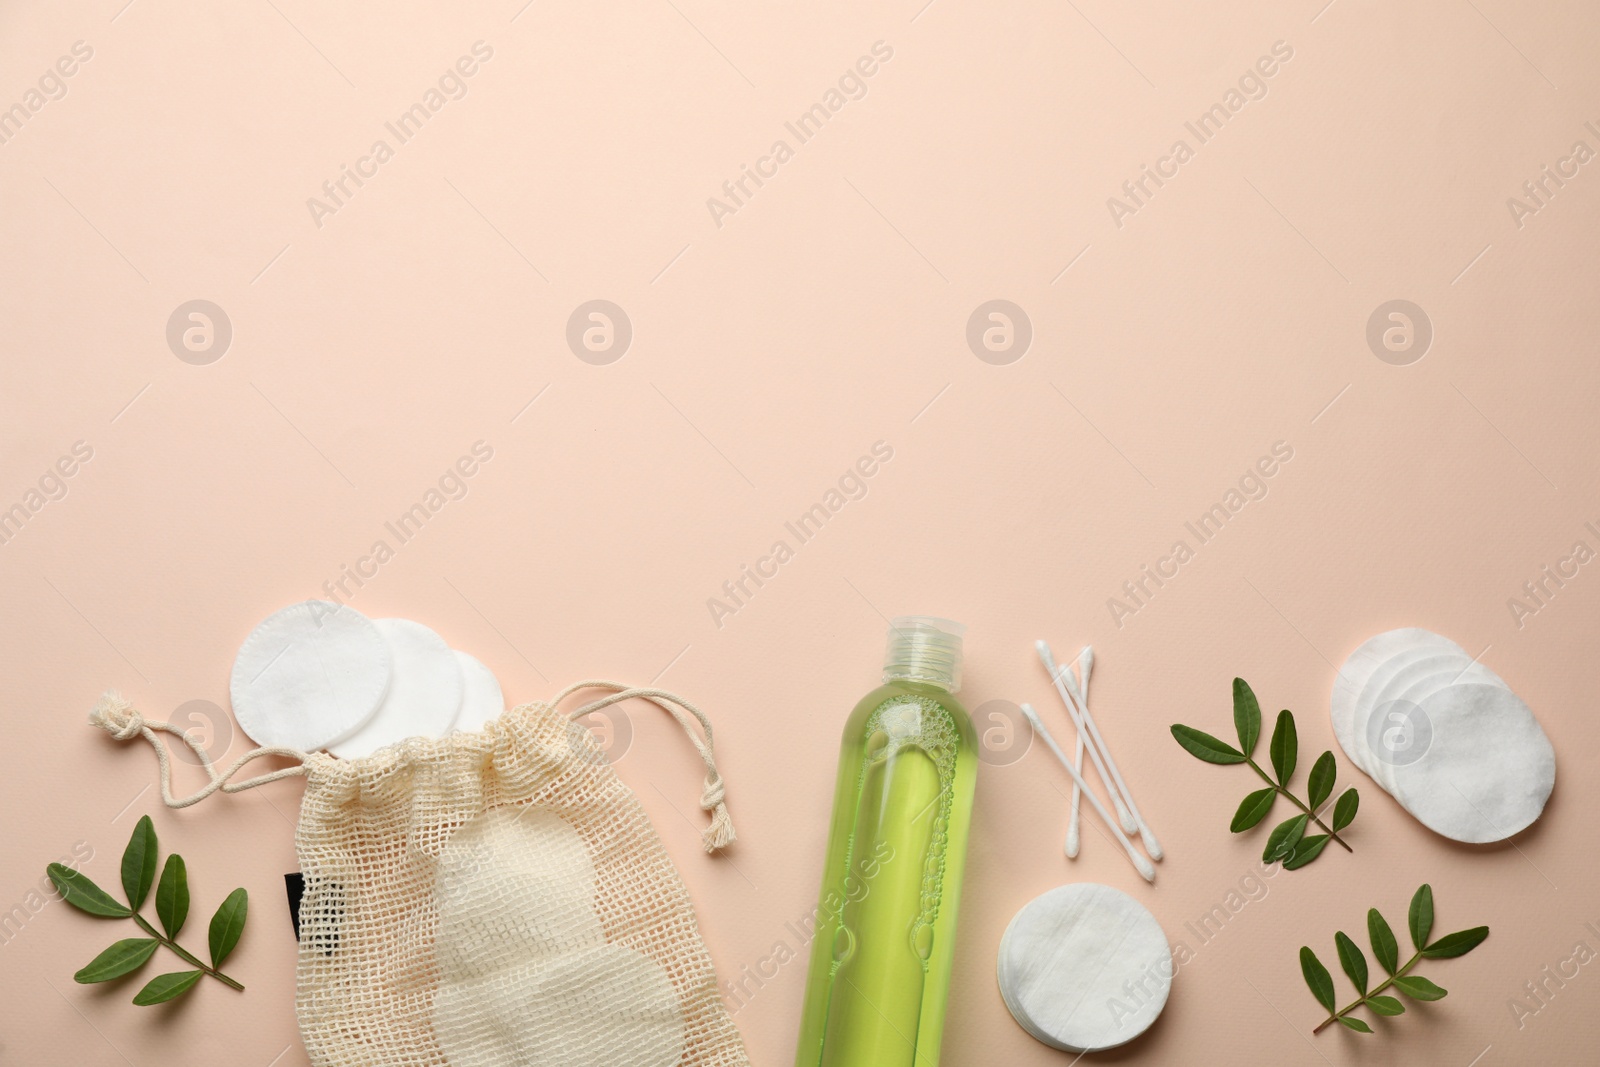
[1330,628,1555,844]
[996,883,1171,1053]
[230,601,507,759]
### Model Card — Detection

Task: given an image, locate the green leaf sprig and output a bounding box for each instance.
[47,815,248,1005]
[1302,883,1489,1034]
[1170,678,1358,868]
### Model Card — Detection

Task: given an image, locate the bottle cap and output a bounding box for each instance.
[882,616,965,692]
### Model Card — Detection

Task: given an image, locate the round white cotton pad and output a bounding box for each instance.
[1352,645,1437,774]
[1387,683,1555,844]
[327,619,464,758]
[1332,629,1457,773]
[997,883,1171,1053]
[452,650,505,733]
[229,601,391,751]
[1362,649,1471,788]
[1370,658,1508,793]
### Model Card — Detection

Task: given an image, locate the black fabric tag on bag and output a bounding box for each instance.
[286,872,342,955]
[286,872,304,940]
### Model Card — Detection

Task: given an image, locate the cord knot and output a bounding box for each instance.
[699,774,736,853]
[89,691,145,741]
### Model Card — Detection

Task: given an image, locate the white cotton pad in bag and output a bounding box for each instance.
[327,619,464,758]
[451,650,506,733]
[997,883,1171,1053]
[433,807,684,1067]
[229,600,391,751]
[1387,683,1555,844]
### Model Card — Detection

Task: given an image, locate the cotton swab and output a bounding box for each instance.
[1035,642,1135,836]
[1043,642,1164,862]
[1038,640,1165,862]
[1020,704,1155,883]
[1064,647,1093,859]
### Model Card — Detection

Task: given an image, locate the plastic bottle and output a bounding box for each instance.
[793,617,978,1067]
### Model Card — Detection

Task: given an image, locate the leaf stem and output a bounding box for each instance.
[131,914,244,991]
[1312,951,1421,1033]
[1247,759,1353,852]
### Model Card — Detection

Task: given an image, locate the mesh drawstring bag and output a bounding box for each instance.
[90,680,750,1067]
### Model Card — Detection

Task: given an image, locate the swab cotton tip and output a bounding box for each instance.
[1139,824,1163,861]
[1064,826,1080,859]
[1132,853,1156,883]
[1114,798,1138,835]
[1035,640,1057,672]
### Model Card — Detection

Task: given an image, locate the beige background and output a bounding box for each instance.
[3,0,1598,1063]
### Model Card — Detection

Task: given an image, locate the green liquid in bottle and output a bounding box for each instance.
[794,618,978,1067]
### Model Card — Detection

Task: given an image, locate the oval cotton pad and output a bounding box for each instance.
[229,601,391,751]
[328,619,464,758]
[997,883,1171,1053]
[1388,683,1555,844]
[451,650,505,733]
[1332,629,1459,773]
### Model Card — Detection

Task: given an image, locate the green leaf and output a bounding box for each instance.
[1307,751,1336,809]
[1170,724,1246,764]
[46,864,131,918]
[1283,834,1330,869]
[1230,787,1277,832]
[121,815,159,911]
[1269,710,1298,785]
[1263,814,1309,863]
[1300,946,1335,1012]
[1233,678,1262,756]
[1332,788,1360,831]
[1368,909,1400,976]
[73,939,160,984]
[155,855,189,940]
[1408,884,1434,951]
[1335,931,1368,994]
[1422,927,1490,959]
[1392,975,1448,1001]
[1337,1016,1374,1033]
[132,970,204,1006]
[1366,995,1405,1016]
[208,888,248,968]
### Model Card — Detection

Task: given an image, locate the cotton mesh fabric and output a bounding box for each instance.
[293,699,750,1067]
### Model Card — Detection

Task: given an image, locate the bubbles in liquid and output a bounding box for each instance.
[832,923,855,964]
[864,730,890,760]
[912,923,935,961]
[858,695,962,970]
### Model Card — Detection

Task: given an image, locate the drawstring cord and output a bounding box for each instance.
[89,691,308,808]
[555,680,737,853]
[88,683,737,852]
